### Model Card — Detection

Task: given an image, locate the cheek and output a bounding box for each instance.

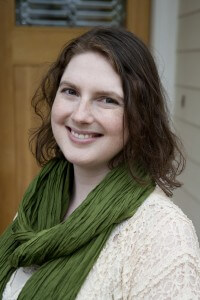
[51,100,68,124]
[110,114,129,146]
[51,98,59,117]
[106,112,125,136]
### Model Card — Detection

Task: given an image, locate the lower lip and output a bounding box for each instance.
[66,127,101,145]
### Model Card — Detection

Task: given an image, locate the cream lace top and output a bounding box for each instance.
[3,187,200,299]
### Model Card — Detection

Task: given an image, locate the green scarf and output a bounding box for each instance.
[0,158,155,299]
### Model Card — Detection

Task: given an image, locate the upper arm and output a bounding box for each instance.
[121,199,200,299]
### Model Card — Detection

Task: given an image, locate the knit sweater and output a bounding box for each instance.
[3,187,200,299]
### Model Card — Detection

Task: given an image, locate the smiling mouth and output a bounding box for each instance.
[66,127,102,140]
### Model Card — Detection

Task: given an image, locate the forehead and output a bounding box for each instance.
[61,51,123,96]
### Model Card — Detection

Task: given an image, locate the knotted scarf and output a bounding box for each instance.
[0,158,155,299]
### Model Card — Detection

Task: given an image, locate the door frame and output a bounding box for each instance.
[0,0,151,233]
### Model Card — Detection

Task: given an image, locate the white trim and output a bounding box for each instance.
[150,0,179,113]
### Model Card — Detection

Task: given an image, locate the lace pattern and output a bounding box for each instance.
[3,187,200,300]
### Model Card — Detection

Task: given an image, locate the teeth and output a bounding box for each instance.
[71,130,94,139]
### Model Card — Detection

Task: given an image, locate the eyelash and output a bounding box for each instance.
[61,88,77,96]
[60,88,120,106]
[101,97,119,105]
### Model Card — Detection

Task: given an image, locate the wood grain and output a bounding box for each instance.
[0,0,16,232]
[0,0,151,233]
[126,0,151,45]
[12,27,89,65]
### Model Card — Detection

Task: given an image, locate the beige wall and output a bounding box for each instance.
[173,0,200,240]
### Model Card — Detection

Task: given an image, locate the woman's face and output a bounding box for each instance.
[51,51,128,170]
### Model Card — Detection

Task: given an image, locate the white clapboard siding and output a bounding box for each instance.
[174,118,200,165]
[179,0,200,16]
[178,11,200,50]
[175,87,200,127]
[173,0,200,240]
[176,52,200,88]
[178,159,200,203]
[173,187,200,239]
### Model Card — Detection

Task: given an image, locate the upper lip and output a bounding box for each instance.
[66,126,102,135]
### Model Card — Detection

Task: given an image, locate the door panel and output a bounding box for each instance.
[12,27,88,65]
[0,0,151,233]
[14,65,46,204]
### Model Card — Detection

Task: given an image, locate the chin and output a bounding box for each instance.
[63,154,94,167]
[64,156,107,170]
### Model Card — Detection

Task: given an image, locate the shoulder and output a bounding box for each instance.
[107,186,200,251]
[122,186,199,246]
[78,187,200,299]
[119,186,200,259]
[116,186,200,298]
[104,186,200,267]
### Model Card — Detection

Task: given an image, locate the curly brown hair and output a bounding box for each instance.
[30,27,185,197]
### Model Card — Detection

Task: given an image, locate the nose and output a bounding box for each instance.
[71,99,94,124]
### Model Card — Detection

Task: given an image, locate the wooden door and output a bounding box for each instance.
[0,0,151,233]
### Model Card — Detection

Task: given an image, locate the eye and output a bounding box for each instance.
[61,88,77,96]
[101,97,119,105]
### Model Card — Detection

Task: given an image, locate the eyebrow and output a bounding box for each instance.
[59,80,124,102]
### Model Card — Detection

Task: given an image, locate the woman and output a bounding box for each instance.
[0,27,200,299]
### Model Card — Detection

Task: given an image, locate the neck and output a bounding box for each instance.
[65,164,110,218]
[72,165,110,204]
